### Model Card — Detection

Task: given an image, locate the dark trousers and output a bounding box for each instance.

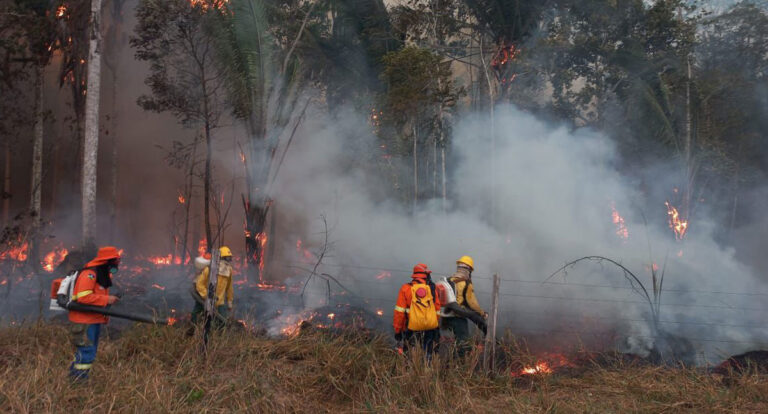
[191,302,228,328]
[403,329,440,359]
[69,323,101,380]
[442,317,471,357]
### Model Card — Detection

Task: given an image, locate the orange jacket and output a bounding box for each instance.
[393,275,442,334]
[68,268,110,324]
[68,247,120,324]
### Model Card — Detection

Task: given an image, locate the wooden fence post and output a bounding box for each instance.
[484,273,500,373]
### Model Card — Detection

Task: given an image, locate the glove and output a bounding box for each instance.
[394,332,402,341]
[228,302,233,310]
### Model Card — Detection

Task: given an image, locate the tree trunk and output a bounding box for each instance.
[413,123,418,212]
[480,37,496,224]
[108,70,118,243]
[244,200,268,282]
[2,140,10,226]
[682,56,692,221]
[82,0,103,247]
[441,144,446,212]
[29,65,44,265]
[204,121,213,251]
[180,135,199,265]
[432,135,437,198]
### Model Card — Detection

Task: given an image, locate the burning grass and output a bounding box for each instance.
[1,323,768,412]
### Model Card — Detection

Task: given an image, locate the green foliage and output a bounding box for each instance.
[131,0,228,126]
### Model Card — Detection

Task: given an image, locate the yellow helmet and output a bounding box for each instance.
[456,255,474,270]
[219,246,233,258]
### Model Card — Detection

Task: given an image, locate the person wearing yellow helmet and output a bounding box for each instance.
[442,255,487,357]
[189,246,235,330]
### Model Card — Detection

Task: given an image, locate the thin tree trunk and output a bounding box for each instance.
[432,135,437,198]
[29,65,44,265]
[479,37,496,224]
[82,0,103,247]
[2,140,10,226]
[108,70,118,243]
[441,141,446,212]
[204,120,213,251]
[729,141,744,237]
[181,135,199,265]
[413,123,418,212]
[683,56,692,220]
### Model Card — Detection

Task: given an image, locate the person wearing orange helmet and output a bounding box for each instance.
[393,263,442,358]
[68,246,122,380]
[442,255,487,357]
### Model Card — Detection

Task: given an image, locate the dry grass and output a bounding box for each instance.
[1,322,767,413]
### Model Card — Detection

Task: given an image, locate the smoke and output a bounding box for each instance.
[263,102,767,364]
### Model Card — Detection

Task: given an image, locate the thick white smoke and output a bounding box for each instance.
[266,103,767,364]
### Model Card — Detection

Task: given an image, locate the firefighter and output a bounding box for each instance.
[190,246,235,328]
[68,246,122,380]
[393,263,441,359]
[442,255,486,357]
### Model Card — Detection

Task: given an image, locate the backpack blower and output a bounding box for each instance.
[50,273,176,325]
[435,277,488,334]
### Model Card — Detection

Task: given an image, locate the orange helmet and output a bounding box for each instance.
[412,263,431,276]
[85,246,121,267]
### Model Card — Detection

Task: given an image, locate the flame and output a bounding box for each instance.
[256,232,267,274]
[375,271,392,280]
[0,279,7,286]
[376,309,384,316]
[189,0,229,11]
[0,241,28,262]
[296,239,313,262]
[148,255,173,266]
[197,239,207,256]
[513,353,573,377]
[610,203,629,240]
[167,317,177,326]
[239,151,246,164]
[151,283,166,291]
[42,246,69,273]
[327,313,335,320]
[491,44,521,84]
[664,201,688,240]
[56,5,67,18]
[178,191,186,204]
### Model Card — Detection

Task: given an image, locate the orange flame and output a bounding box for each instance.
[197,238,207,257]
[148,255,173,266]
[42,246,69,273]
[513,353,573,377]
[151,283,166,291]
[610,203,629,240]
[0,241,28,262]
[256,232,267,274]
[376,309,384,316]
[664,201,688,240]
[178,191,186,204]
[167,317,177,326]
[55,5,67,18]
